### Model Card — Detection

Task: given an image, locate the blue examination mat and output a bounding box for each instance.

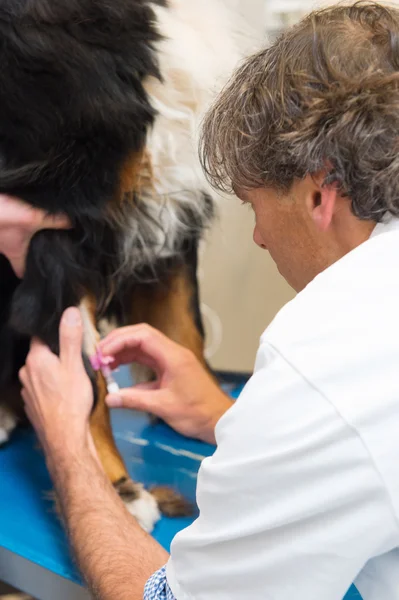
[0,373,361,599]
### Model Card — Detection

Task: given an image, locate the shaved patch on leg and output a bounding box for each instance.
[79,297,100,357]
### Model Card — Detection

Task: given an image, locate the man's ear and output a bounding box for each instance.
[307,173,338,232]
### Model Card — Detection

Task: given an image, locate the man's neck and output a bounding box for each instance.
[332,211,377,256]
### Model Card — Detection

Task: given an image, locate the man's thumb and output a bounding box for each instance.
[59,307,84,365]
[106,387,158,414]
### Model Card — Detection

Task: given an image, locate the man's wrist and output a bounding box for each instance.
[44,429,94,479]
[201,392,233,445]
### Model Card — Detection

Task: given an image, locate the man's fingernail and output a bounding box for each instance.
[106,395,122,407]
[63,307,81,327]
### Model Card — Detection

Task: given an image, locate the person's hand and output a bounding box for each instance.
[19,307,95,463]
[0,194,70,277]
[99,325,233,445]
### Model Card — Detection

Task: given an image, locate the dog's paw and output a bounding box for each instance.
[115,478,161,533]
[0,405,18,445]
[125,489,161,533]
[151,486,194,517]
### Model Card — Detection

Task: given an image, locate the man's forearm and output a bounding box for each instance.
[47,443,168,600]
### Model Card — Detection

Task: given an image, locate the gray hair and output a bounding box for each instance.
[200,2,399,222]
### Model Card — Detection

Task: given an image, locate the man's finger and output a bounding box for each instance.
[21,339,53,377]
[29,336,51,353]
[59,307,84,367]
[134,381,159,391]
[99,324,164,350]
[101,347,159,372]
[21,390,35,425]
[19,366,28,387]
[100,327,174,371]
[106,387,162,415]
[40,213,72,230]
[21,387,31,409]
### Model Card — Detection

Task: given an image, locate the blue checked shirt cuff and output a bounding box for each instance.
[144,565,176,600]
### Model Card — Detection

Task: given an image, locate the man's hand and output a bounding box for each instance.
[19,309,168,600]
[99,325,233,445]
[19,307,94,463]
[0,194,70,277]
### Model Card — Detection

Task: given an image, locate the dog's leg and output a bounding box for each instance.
[129,242,208,373]
[124,247,210,517]
[122,260,201,516]
[129,268,206,385]
[79,297,161,532]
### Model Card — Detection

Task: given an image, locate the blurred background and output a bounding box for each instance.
[199,0,303,374]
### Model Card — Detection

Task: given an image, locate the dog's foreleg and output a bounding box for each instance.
[79,296,161,532]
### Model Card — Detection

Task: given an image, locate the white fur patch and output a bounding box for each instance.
[98,317,118,338]
[0,405,18,445]
[124,486,161,533]
[147,0,254,207]
[115,0,256,277]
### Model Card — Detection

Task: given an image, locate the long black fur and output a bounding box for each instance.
[0,0,207,409]
[0,0,162,348]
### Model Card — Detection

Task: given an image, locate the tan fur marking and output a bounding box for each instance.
[130,267,206,365]
[114,478,141,502]
[119,149,155,199]
[80,296,128,484]
[150,485,193,517]
[90,371,128,484]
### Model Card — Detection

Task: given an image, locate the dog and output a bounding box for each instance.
[0,0,247,531]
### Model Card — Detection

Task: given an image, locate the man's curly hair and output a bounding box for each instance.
[200,2,399,222]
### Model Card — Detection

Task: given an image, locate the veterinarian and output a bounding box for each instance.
[17,3,399,600]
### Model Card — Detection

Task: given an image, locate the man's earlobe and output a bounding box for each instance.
[311,186,336,232]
